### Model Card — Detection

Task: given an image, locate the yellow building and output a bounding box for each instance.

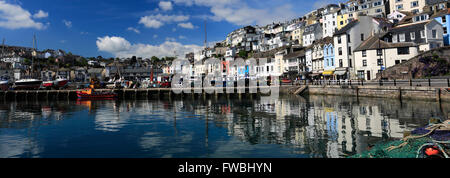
[337,13,350,30]
[292,27,304,45]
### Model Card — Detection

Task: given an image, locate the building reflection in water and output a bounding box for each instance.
[0,95,448,158]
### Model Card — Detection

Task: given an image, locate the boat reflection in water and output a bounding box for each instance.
[0,95,448,158]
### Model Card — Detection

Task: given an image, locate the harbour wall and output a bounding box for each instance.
[306,85,450,102]
[0,85,448,102]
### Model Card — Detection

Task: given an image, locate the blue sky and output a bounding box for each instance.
[0,0,341,58]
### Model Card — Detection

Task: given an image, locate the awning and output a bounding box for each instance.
[322,70,334,76]
[334,70,347,76]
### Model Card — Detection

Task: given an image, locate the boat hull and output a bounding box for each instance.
[54,80,69,88]
[14,81,42,90]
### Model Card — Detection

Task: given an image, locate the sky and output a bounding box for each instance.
[0,0,341,58]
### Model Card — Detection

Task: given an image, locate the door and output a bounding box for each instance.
[367,71,371,81]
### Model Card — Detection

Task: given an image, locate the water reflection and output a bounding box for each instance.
[0,96,448,158]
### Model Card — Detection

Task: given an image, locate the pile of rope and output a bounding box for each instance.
[386,121,450,152]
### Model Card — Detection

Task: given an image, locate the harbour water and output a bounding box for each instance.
[0,95,448,158]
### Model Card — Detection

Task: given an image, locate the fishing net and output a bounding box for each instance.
[350,120,450,158]
[349,138,433,158]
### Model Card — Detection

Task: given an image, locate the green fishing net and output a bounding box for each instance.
[349,138,433,158]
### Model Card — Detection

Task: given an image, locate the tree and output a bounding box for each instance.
[238,50,248,59]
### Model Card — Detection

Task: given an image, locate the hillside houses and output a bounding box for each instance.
[171,0,447,82]
[1,0,449,83]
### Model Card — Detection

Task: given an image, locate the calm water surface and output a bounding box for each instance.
[0,95,448,158]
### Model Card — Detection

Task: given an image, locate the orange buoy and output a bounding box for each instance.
[425,146,440,156]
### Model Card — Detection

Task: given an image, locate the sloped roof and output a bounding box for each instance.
[354,35,417,52]
[431,8,450,18]
[284,50,306,59]
[389,20,428,33]
[334,20,359,36]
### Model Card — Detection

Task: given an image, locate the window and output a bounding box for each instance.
[397,47,410,55]
[397,4,403,10]
[376,9,382,13]
[337,36,342,44]
[444,27,448,35]
[393,34,398,43]
[339,59,343,67]
[361,34,364,41]
[358,71,365,79]
[411,1,419,8]
[420,30,426,38]
[338,47,343,55]
[377,49,383,56]
[349,59,352,67]
[363,60,367,67]
[410,32,416,40]
[432,30,437,38]
[399,33,405,42]
[373,1,382,6]
[362,50,367,57]
[349,47,352,55]
[443,16,447,23]
[331,58,334,66]
[395,60,400,65]
[348,34,351,43]
[340,21,344,25]
[377,59,383,66]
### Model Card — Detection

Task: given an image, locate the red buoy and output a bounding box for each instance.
[425,146,440,156]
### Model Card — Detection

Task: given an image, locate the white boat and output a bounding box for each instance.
[14,78,43,90]
[53,76,69,89]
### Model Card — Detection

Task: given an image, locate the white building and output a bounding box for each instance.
[353,35,419,80]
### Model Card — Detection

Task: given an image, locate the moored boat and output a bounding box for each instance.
[42,81,54,89]
[53,76,69,89]
[14,78,43,90]
[76,88,117,99]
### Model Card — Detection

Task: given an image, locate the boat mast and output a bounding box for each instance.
[32,34,37,78]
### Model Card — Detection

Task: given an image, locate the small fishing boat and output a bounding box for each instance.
[42,80,54,89]
[53,76,69,89]
[14,78,43,90]
[76,88,117,99]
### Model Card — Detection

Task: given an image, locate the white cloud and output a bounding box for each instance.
[177,22,195,29]
[96,36,132,53]
[153,34,158,38]
[179,35,186,39]
[96,36,203,58]
[33,10,48,19]
[0,1,47,30]
[173,0,297,26]
[62,19,72,28]
[127,27,141,34]
[159,1,173,11]
[139,14,189,29]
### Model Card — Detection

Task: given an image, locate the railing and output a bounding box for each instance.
[291,78,450,88]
